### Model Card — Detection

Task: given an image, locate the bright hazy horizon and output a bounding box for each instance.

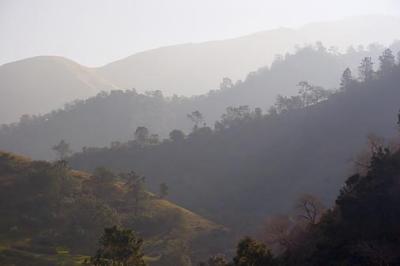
[1,0,399,67]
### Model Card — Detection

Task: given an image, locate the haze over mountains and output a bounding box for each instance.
[97,15,400,95]
[3,2,400,264]
[2,43,398,160]
[0,56,118,124]
[68,62,400,233]
[1,15,399,124]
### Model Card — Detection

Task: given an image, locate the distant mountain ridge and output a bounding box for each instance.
[1,43,398,160]
[96,15,400,96]
[0,56,119,124]
[1,15,399,124]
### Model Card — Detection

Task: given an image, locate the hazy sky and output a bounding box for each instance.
[1,0,399,66]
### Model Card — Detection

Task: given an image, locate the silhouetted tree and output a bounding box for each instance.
[340,67,354,90]
[52,139,72,160]
[233,237,275,266]
[358,57,374,82]
[294,194,325,225]
[378,49,395,75]
[169,129,185,142]
[187,110,204,131]
[89,226,146,266]
[124,171,147,216]
[134,126,149,144]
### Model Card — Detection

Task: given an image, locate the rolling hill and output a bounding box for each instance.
[0,151,229,265]
[0,56,119,124]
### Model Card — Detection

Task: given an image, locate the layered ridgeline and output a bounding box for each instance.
[0,151,229,266]
[68,50,400,233]
[97,15,400,96]
[1,43,398,160]
[1,15,399,125]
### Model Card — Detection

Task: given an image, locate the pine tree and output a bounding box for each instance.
[378,48,395,75]
[358,57,374,82]
[340,68,353,90]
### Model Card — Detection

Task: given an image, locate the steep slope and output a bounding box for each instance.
[0,151,228,266]
[69,62,400,233]
[97,15,400,96]
[0,56,119,124]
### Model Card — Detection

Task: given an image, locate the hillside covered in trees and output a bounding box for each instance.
[3,3,400,265]
[0,152,230,266]
[69,49,400,234]
[1,43,399,160]
[200,138,400,265]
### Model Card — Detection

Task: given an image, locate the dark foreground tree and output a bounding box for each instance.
[232,237,275,266]
[88,226,146,266]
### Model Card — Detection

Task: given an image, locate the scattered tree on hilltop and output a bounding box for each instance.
[124,171,147,216]
[134,127,149,144]
[88,226,146,266]
[52,139,72,160]
[187,110,205,131]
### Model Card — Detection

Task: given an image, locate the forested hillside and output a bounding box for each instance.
[69,49,400,233]
[3,3,400,265]
[1,43,398,160]
[0,152,229,266]
[202,138,400,265]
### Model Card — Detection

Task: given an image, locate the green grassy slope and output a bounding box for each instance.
[0,151,229,265]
